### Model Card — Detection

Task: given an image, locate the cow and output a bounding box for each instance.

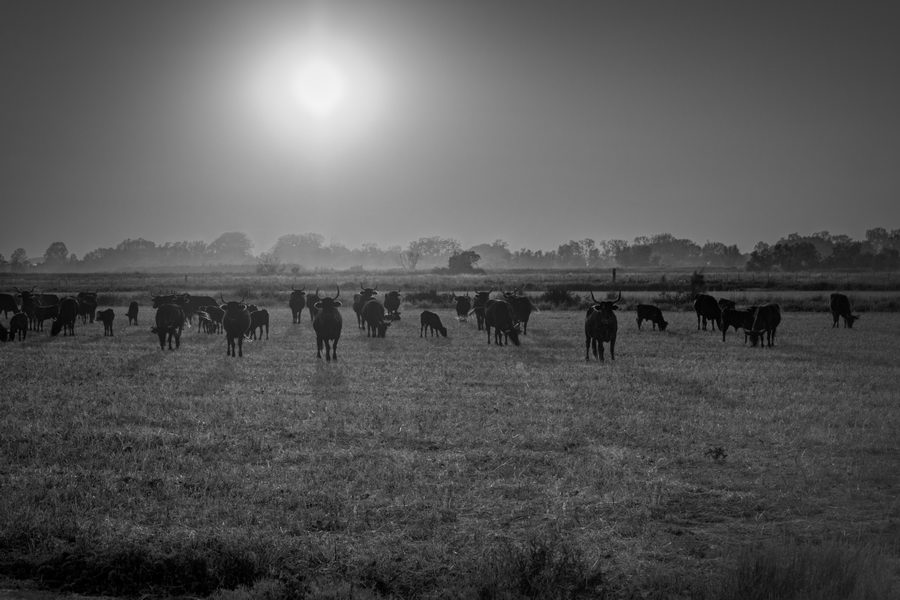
[420,310,447,337]
[153,303,185,350]
[221,296,252,357]
[504,289,537,335]
[830,293,859,328]
[289,289,307,324]
[0,293,18,318]
[693,294,722,331]
[313,288,342,361]
[32,301,59,332]
[96,308,115,336]
[636,304,668,331]
[745,304,781,347]
[50,297,79,337]
[196,309,215,334]
[353,286,379,329]
[9,312,28,341]
[451,292,471,322]
[200,304,224,333]
[249,308,269,340]
[383,290,402,321]
[585,291,620,361]
[15,288,39,330]
[485,299,521,346]
[721,307,756,343]
[125,300,140,325]
[717,298,736,312]
[470,290,492,330]
[126,301,139,325]
[362,299,391,338]
[76,292,98,324]
[181,294,218,326]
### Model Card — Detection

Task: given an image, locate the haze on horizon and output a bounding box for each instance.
[2,0,899,261]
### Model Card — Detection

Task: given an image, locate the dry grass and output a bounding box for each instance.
[1,303,898,598]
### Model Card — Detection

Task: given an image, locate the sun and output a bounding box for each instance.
[291,58,346,118]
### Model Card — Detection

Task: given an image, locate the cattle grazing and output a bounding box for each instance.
[383,290,402,321]
[200,304,224,333]
[9,312,28,341]
[313,288,343,361]
[0,293,18,318]
[504,289,537,335]
[470,290,492,330]
[126,301,139,325]
[451,292,472,322]
[196,309,214,333]
[717,298,736,312]
[420,310,447,337]
[353,286,379,329]
[636,304,668,331]
[51,297,79,337]
[585,291,620,361]
[249,308,270,340]
[721,307,756,343]
[221,296,253,357]
[362,299,391,338]
[289,289,307,324]
[153,303,185,350]
[830,293,859,328]
[485,299,521,346]
[744,304,782,347]
[181,294,218,326]
[76,292,98,324]
[96,308,115,336]
[693,294,722,331]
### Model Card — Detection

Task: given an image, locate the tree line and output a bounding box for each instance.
[1,228,898,273]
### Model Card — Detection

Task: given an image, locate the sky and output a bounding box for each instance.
[2,0,900,260]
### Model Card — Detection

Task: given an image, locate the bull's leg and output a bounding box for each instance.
[324,339,332,361]
[316,336,323,359]
[597,341,605,362]
[158,331,166,350]
[585,335,591,360]
[332,338,339,361]
[237,337,243,357]
[609,339,615,361]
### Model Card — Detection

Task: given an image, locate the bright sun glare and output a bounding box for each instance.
[292,59,346,118]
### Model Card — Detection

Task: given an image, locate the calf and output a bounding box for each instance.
[362,299,390,338]
[9,312,28,341]
[249,308,270,340]
[383,290,402,320]
[420,311,447,337]
[77,292,98,324]
[485,299,521,346]
[313,288,342,361]
[96,308,115,336]
[289,289,306,324]
[585,291,620,361]
[636,304,668,331]
[830,293,859,328]
[126,301,139,325]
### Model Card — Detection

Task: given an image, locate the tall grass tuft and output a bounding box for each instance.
[712,539,896,600]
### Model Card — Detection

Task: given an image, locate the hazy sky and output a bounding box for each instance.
[2,0,899,259]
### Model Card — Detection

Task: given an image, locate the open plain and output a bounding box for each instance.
[1,298,898,599]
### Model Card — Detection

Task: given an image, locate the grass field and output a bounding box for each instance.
[1,302,898,599]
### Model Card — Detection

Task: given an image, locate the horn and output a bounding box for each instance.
[590,290,598,302]
[334,286,340,300]
[220,293,226,304]
[315,288,321,299]
[613,291,622,303]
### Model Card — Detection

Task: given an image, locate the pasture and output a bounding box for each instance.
[1,302,898,598]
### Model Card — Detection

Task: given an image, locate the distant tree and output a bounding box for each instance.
[0,253,6,266]
[10,248,28,271]
[448,250,481,273]
[207,232,253,262]
[43,242,69,267]
[616,243,654,267]
[403,236,461,269]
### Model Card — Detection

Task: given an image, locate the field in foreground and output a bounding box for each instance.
[1,305,899,599]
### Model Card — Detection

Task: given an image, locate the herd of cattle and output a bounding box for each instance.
[0,286,862,362]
